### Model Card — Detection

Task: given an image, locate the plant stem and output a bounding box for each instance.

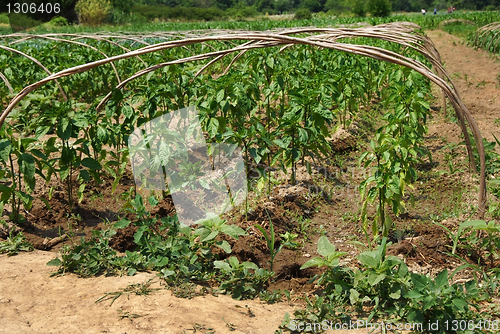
[9,154,19,223]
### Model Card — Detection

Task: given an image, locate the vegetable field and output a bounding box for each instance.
[2,14,500,333]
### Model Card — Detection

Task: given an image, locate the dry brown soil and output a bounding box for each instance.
[1,29,500,333]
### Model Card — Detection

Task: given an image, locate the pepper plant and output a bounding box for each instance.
[0,125,37,223]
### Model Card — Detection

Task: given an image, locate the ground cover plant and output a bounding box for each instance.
[1,13,500,333]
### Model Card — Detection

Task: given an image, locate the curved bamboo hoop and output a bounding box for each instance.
[0,72,14,94]
[0,23,487,217]
[473,22,500,52]
[12,36,121,84]
[0,45,67,100]
[7,33,148,68]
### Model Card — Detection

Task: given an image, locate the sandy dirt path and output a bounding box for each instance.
[0,251,299,334]
[426,30,500,143]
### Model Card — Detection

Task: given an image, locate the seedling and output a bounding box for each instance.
[96,278,159,306]
[118,310,144,321]
[222,317,237,331]
[254,212,284,272]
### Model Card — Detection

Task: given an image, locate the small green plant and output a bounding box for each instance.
[404,270,481,331]
[439,142,465,175]
[360,69,430,242]
[279,231,300,250]
[95,278,159,306]
[259,290,282,304]
[214,256,273,300]
[0,126,38,223]
[464,220,500,268]
[432,219,484,255]
[0,231,33,256]
[301,236,347,271]
[47,229,144,277]
[117,310,144,320]
[350,237,411,322]
[254,215,285,272]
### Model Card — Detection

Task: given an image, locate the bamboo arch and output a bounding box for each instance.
[0,45,67,100]
[0,22,487,217]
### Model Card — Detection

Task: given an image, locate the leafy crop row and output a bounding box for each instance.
[0,29,434,229]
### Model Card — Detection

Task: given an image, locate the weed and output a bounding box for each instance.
[95,278,159,306]
[404,270,481,331]
[222,317,237,331]
[168,281,202,299]
[47,229,144,277]
[235,304,256,317]
[0,231,33,256]
[187,323,214,333]
[476,80,487,88]
[117,310,144,321]
[214,256,273,300]
[279,231,300,250]
[431,219,483,255]
[259,289,282,304]
[254,214,283,272]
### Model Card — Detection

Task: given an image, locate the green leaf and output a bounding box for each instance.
[220,224,246,239]
[201,230,219,242]
[61,146,74,165]
[452,298,467,311]
[241,261,259,270]
[122,105,134,119]
[215,240,232,253]
[161,269,175,277]
[298,128,308,143]
[300,257,325,269]
[389,290,401,299]
[81,157,102,170]
[79,170,90,182]
[423,295,435,311]
[273,139,288,148]
[434,269,449,287]
[216,89,225,103]
[199,179,210,190]
[20,153,35,179]
[214,261,233,272]
[266,56,274,69]
[405,290,423,299]
[57,118,72,141]
[357,253,378,269]
[369,273,386,286]
[317,236,336,258]
[0,139,11,162]
[78,183,86,203]
[344,84,352,97]
[228,256,239,269]
[207,118,219,138]
[114,218,131,229]
[411,273,429,290]
[349,289,359,305]
[248,147,261,164]
[31,149,48,161]
[46,258,62,266]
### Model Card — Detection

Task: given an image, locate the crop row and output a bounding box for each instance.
[0,23,487,238]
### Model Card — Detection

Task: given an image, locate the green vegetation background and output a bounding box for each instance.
[0,0,499,29]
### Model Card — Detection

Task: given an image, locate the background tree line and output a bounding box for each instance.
[2,0,499,26]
